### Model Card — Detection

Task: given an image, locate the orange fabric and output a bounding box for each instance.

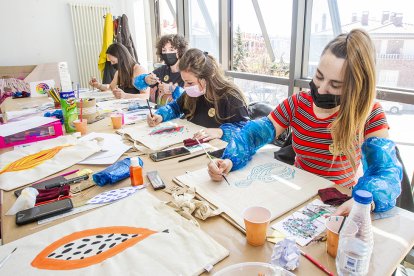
[31,226,157,270]
[0,145,71,175]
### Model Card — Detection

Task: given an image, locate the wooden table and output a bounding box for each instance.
[1,97,414,275]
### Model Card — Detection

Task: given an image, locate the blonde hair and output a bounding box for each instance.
[178,48,248,123]
[325,29,376,171]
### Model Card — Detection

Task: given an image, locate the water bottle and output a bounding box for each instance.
[336,190,374,276]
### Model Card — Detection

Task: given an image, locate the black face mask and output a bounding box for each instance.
[112,63,118,70]
[309,80,341,109]
[161,53,178,66]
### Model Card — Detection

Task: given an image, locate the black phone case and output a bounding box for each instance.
[150,148,191,162]
[15,199,74,225]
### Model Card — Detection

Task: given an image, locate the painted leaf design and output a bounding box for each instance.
[31,226,157,270]
[87,187,139,204]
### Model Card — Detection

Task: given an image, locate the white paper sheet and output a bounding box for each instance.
[271,199,335,246]
[78,132,130,165]
[0,116,59,137]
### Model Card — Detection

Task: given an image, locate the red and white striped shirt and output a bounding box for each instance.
[271,92,389,187]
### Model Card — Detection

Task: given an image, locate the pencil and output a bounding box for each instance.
[61,169,79,177]
[195,138,230,185]
[178,151,209,162]
[300,250,334,276]
[146,99,153,117]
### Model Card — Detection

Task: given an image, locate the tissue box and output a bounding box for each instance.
[0,120,63,148]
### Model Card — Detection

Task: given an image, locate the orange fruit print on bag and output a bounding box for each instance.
[31,226,159,270]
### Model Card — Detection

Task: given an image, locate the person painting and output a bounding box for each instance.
[208,29,402,214]
[146,48,250,142]
[134,34,188,106]
[89,43,148,99]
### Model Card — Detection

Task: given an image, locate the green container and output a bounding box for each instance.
[59,91,78,133]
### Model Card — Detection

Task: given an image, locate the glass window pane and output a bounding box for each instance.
[233,78,288,107]
[188,0,219,58]
[307,0,414,91]
[159,0,177,35]
[232,0,292,77]
[382,99,414,179]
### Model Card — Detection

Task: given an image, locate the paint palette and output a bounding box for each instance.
[87,187,139,204]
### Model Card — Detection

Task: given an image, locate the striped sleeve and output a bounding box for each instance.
[364,102,389,136]
[270,95,296,128]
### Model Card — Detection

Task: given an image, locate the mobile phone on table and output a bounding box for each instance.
[16,198,73,225]
[210,148,225,158]
[150,147,191,162]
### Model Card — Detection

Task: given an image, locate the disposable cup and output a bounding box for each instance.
[111,113,123,129]
[243,206,271,246]
[325,216,358,258]
[73,119,87,135]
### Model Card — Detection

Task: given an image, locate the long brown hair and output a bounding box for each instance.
[325,29,376,171]
[106,43,138,88]
[178,48,248,123]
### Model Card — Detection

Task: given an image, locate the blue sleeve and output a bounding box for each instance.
[222,117,276,171]
[155,100,182,122]
[172,86,184,100]
[133,74,149,90]
[353,137,403,212]
[220,121,248,143]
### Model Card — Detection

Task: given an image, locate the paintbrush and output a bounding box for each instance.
[146,99,153,117]
[195,138,230,186]
[0,247,17,269]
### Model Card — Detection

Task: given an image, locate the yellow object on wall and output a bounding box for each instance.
[98,13,114,78]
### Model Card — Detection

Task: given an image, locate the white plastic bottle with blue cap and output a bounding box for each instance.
[336,190,374,275]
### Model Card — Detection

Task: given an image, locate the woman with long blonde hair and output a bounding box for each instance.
[208,29,402,214]
[147,48,249,142]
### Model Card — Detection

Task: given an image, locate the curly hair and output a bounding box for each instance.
[155,34,188,60]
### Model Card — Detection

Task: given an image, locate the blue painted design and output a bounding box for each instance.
[234,162,295,188]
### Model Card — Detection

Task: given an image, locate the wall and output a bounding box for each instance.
[0,0,140,86]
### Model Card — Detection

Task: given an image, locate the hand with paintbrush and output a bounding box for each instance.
[201,139,231,185]
[146,99,163,127]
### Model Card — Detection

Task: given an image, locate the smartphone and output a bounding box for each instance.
[150,147,191,162]
[210,148,225,158]
[16,198,73,225]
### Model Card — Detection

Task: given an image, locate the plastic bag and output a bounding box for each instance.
[6,187,39,215]
[92,157,144,187]
[353,137,403,212]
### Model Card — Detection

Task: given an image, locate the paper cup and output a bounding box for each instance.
[111,113,123,129]
[243,206,271,246]
[325,216,358,258]
[73,119,87,135]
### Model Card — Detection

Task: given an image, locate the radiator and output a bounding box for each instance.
[69,3,111,88]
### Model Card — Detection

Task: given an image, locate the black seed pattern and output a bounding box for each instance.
[92,241,101,245]
[122,238,128,242]
[48,253,55,257]
[108,234,114,237]
[99,244,106,250]
[131,234,138,237]
[64,243,74,248]
[62,248,72,254]
[96,250,102,255]
[121,234,128,236]
[115,237,121,240]
[96,235,103,238]
[105,239,112,242]
[109,243,116,248]
[82,238,91,242]
[73,251,82,255]
[66,257,72,260]
[77,244,87,249]
[55,254,63,258]
[84,249,93,254]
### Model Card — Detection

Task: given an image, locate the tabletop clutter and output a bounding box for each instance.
[0,91,404,276]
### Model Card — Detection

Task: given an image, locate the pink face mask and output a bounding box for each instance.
[185,84,205,98]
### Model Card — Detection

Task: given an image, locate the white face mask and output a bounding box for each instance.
[185,84,205,98]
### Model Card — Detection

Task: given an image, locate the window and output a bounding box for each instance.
[307,0,414,91]
[158,0,177,35]
[188,0,219,58]
[233,78,288,107]
[232,0,292,77]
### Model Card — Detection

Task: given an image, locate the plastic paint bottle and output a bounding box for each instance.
[130,157,143,186]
